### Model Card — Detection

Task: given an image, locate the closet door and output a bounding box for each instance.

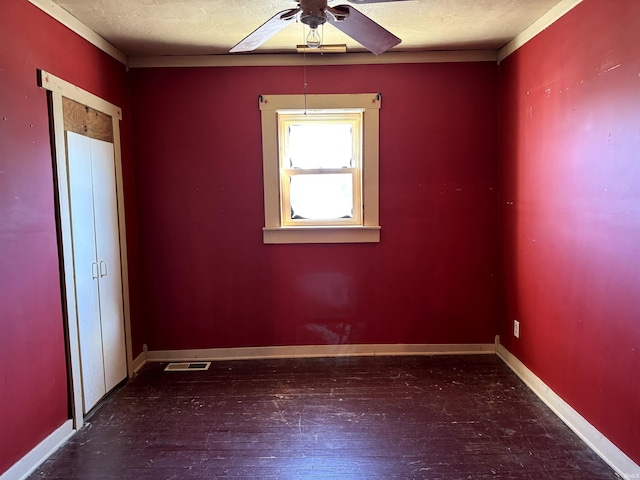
[67,130,127,413]
[67,132,105,412]
[91,138,127,393]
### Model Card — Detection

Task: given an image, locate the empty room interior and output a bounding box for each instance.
[1,0,639,478]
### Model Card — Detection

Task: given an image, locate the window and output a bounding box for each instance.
[260,94,381,244]
[279,111,362,226]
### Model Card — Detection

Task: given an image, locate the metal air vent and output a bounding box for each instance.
[164,362,211,371]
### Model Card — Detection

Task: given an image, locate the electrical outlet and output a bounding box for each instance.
[513,320,520,338]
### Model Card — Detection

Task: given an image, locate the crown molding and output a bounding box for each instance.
[127,50,497,68]
[498,0,583,62]
[27,0,128,65]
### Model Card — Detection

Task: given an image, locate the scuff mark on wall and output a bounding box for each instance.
[597,64,622,76]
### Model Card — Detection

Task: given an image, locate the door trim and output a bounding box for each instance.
[38,69,133,430]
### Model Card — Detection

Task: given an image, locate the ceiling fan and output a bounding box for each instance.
[230,0,405,55]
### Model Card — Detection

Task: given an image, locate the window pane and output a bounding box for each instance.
[288,124,353,169]
[290,173,353,220]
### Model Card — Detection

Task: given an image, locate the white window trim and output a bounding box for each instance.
[260,93,381,244]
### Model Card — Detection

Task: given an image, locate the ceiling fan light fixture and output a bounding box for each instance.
[306,25,322,49]
[301,9,326,49]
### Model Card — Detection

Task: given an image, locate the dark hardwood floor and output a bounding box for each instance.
[30,355,619,479]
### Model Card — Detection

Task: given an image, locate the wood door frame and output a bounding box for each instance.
[38,70,133,430]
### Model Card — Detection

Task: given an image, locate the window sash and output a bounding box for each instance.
[278,112,362,227]
[282,169,361,226]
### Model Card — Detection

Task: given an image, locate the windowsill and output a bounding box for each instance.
[263,225,381,244]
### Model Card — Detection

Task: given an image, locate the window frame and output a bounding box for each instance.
[279,110,363,227]
[260,93,381,244]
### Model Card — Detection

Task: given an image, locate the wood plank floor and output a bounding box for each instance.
[30,355,619,479]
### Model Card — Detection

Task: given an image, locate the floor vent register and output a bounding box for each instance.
[164,362,211,372]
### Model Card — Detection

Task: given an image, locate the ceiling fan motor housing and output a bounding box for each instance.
[301,11,327,28]
[300,0,328,28]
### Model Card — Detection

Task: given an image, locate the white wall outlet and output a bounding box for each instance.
[513,320,520,338]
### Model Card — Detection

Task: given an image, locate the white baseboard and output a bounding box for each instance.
[132,350,147,373]
[146,342,496,363]
[0,420,74,480]
[497,343,640,478]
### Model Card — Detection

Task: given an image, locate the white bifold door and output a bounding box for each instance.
[67,131,127,413]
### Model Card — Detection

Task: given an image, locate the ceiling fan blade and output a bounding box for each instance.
[230,8,300,53]
[327,5,401,55]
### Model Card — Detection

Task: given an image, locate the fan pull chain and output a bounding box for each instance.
[302,24,308,114]
[303,59,308,114]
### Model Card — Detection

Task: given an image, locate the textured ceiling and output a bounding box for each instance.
[50,0,564,57]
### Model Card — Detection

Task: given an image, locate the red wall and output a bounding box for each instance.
[499,0,640,464]
[130,62,500,351]
[0,1,140,474]
[13,0,640,473]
